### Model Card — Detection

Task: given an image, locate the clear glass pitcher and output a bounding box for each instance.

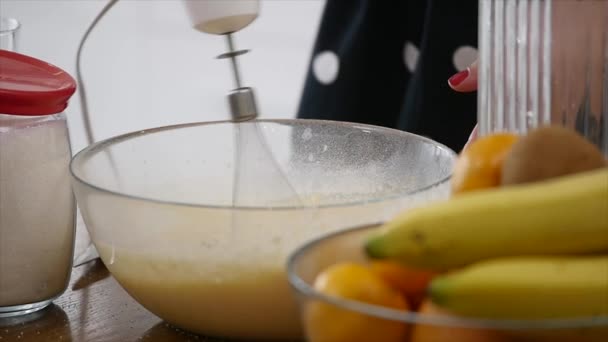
[477,0,607,156]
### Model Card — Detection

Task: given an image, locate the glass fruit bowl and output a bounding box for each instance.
[287,224,608,342]
[69,119,455,340]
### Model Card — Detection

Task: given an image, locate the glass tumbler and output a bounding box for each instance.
[0,17,19,51]
[477,0,607,156]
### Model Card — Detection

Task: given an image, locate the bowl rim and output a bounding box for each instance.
[70,118,456,211]
[286,223,608,330]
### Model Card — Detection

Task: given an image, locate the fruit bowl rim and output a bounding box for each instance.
[286,223,608,331]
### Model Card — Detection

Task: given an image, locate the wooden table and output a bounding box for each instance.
[0,218,223,342]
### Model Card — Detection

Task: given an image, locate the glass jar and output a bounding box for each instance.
[477,0,607,156]
[0,50,77,317]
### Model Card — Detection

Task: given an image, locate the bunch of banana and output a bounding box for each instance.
[364,125,608,320]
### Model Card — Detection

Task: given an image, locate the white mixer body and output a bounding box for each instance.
[182,0,260,35]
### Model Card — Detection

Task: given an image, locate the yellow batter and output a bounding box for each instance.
[97,245,302,340]
[89,187,442,340]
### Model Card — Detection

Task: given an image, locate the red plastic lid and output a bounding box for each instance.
[0,50,76,116]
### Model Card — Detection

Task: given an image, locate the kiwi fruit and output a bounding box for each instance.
[501,125,606,185]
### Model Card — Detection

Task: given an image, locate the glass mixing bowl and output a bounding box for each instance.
[70,119,455,340]
[287,224,608,342]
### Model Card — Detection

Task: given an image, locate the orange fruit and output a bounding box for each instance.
[369,260,437,309]
[304,263,409,342]
[411,300,514,342]
[451,133,519,194]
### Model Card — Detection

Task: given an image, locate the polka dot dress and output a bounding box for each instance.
[297,0,478,152]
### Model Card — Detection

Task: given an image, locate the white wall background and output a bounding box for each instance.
[0,0,325,153]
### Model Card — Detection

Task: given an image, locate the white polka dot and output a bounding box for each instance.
[403,42,420,73]
[453,45,478,71]
[313,51,339,85]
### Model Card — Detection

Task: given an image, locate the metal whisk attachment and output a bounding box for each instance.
[217,33,258,122]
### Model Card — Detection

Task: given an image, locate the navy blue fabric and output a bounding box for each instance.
[297,0,478,152]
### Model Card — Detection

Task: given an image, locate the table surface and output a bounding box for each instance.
[0,218,224,342]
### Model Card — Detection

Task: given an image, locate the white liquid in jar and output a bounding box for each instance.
[0,115,75,307]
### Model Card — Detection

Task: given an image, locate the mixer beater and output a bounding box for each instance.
[184,0,304,208]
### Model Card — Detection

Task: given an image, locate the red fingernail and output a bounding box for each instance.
[448,69,469,87]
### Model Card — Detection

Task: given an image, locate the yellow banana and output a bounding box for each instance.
[429,255,608,319]
[365,168,608,270]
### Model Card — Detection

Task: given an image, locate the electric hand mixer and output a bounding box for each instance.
[184,0,259,121]
[74,0,301,266]
[184,0,303,206]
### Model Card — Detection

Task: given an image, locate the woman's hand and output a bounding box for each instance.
[448,61,479,149]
